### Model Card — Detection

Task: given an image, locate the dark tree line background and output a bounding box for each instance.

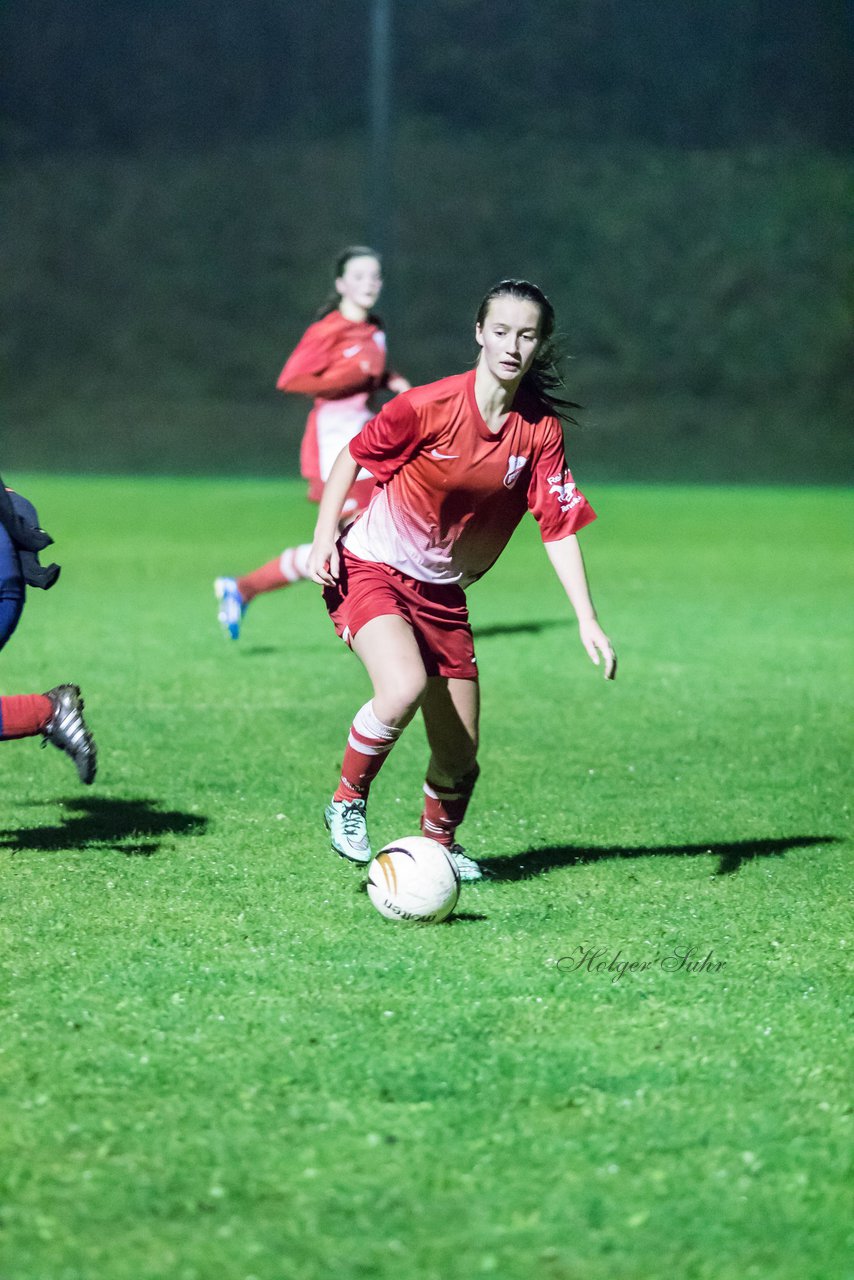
[1,0,852,481]
[2,0,850,155]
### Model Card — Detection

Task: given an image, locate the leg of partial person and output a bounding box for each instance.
[0,686,97,784]
[0,579,54,743]
[0,694,53,740]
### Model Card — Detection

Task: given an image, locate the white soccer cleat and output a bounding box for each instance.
[448,843,483,882]
[324,798,372,865]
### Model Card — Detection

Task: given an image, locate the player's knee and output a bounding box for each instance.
[374,670,428,725]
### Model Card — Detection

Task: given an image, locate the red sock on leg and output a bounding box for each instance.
[420,766,480,846]
[0,694,53,741]
[237,546,312,603]
[334,701,403,802]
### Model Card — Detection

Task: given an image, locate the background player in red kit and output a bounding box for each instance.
[309,279,616,882]
[215,246,410,639]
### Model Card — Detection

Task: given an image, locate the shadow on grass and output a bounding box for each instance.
[473,619,565,640]
[0,796,208,857]
[480,834,840,881]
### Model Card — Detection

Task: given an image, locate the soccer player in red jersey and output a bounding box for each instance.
[0,477,96,783]
[309,280,616,881]
[215,247,410,639]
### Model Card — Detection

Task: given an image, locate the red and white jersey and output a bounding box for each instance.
[344,370,595,588]
[276,310,392,483]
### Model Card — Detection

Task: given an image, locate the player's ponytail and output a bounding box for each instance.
[316,245,384,326]
[476,280,581,425]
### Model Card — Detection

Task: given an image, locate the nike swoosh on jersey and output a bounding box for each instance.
[429,448,460,459]
[342,344,362,357]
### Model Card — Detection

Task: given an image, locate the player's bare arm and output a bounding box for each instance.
[309,447,360,585]
[544,534,617,679]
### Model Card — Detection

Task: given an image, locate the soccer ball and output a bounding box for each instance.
[366,836,461,924]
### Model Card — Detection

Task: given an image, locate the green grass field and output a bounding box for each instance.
[1,476,851,1280]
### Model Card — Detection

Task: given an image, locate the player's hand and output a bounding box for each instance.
[308,536,340,587]
[579,617,617,680]
[386,374,411,395]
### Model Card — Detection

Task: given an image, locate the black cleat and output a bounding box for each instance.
[42,684,97,784]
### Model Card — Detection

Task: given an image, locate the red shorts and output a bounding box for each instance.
[323,548,478,681]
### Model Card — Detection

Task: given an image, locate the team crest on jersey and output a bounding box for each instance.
[503,455,528,488]
[547,471,581,512]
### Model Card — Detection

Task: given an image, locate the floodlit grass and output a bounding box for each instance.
[1,476,851,1280]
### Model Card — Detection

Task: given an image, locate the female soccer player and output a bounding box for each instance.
[309,279,616,882]
[215,246,410,639]
[0,477,96,782]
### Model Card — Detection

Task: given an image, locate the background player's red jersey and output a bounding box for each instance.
[277,310,394,497]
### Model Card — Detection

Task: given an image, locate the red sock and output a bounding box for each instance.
[420,766,480,846]
[333,701,403,802]
[0,694,53,741]
[237,546,311,603]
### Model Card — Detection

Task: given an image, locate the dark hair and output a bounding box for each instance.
[316,245,383,323]
[476,279,581,424]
